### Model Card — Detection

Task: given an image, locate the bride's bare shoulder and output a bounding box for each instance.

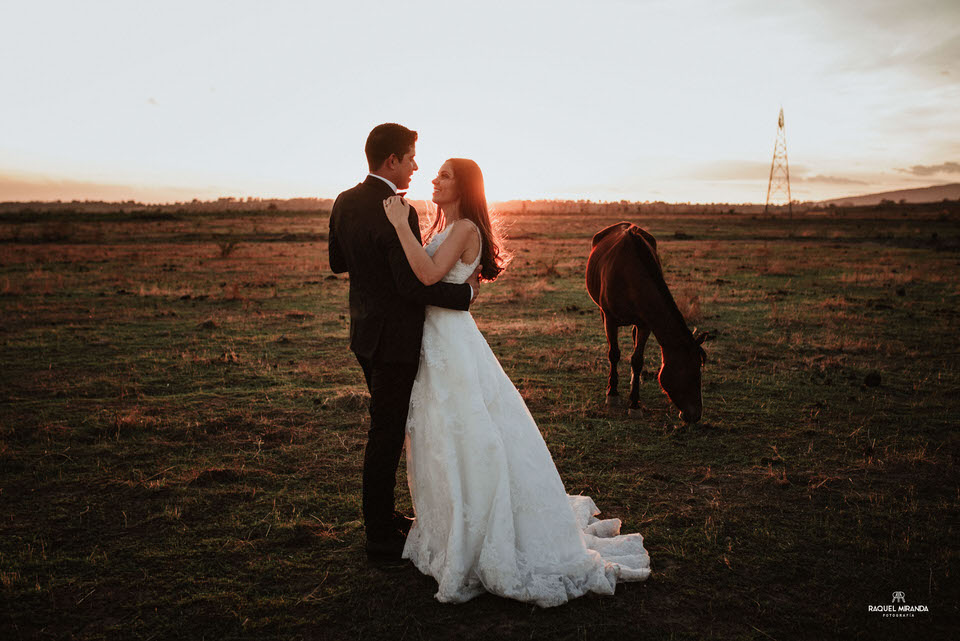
[453,218,481,238]
[452,219,481,262]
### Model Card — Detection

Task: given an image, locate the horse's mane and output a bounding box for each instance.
[626,225,700,354]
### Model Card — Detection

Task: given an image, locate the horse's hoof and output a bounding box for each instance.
[627,407,643,418]
[605,395,621,407]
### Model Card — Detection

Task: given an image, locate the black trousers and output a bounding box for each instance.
[355,354,419,541]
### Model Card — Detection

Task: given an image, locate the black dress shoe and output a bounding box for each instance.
[366,533,406,569]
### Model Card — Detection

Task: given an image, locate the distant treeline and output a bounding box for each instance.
[0,196,779,217]
[1,196,958,220]
[0,197,335,216]
[495,199,771,215]
[495,198,960,217]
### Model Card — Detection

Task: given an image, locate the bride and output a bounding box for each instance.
[382,158,651,607]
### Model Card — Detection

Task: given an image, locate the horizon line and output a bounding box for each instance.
[0,194,824,207]
[2,174,957,208]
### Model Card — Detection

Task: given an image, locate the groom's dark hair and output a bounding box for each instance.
[365,123,417,171]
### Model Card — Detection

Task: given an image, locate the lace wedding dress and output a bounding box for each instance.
[402,221,651,607]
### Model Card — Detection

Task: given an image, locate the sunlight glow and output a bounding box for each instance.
[1,1,957,204]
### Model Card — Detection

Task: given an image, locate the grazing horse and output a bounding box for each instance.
[586,222,707,423]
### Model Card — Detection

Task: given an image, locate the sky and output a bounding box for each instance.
[1,0,958,204]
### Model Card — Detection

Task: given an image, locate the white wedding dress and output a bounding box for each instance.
[401,221,651,607]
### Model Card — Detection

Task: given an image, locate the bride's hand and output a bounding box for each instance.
[467,265,481,304]
[383,195,410,228]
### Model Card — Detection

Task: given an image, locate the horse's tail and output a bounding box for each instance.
[627,225,662,272]
[629,225,658,255]
[591,221,632,248]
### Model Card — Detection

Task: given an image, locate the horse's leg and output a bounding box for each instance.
[603,310,620,405]
[628,323,651,414]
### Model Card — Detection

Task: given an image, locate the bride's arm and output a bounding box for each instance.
[384,196,473,286]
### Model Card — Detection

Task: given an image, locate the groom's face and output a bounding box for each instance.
[393,145,418,191]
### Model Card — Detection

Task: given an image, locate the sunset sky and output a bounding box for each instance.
[1,0,958,204]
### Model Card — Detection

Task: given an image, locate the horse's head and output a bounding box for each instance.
[658,332,707,423]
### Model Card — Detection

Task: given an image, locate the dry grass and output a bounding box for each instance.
[674,287,703,324]
[321,388,370,411]
[756,258,795,276]
[0,202,957,640]
[542,314,578,336]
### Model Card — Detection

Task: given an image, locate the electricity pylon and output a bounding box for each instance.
[765,107,792,215]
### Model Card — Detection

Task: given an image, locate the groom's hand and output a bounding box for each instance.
[467,266,481,304]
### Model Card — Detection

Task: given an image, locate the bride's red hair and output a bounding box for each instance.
[426,158,509,282]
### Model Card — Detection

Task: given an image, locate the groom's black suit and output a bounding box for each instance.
[329,175,471,541]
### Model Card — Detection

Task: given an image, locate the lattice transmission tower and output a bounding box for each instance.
[765,107,792,215]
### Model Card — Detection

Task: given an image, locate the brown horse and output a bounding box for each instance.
[586,222,706,423]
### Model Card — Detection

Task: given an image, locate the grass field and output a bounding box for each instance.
[1,202,957,640]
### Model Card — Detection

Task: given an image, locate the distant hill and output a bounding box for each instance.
[820,183,960,206]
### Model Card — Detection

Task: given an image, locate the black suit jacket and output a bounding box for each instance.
[329,175,471,363]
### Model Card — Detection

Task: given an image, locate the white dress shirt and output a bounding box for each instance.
[368,173,398,193]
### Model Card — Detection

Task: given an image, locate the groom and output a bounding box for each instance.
[329,123,478,566]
